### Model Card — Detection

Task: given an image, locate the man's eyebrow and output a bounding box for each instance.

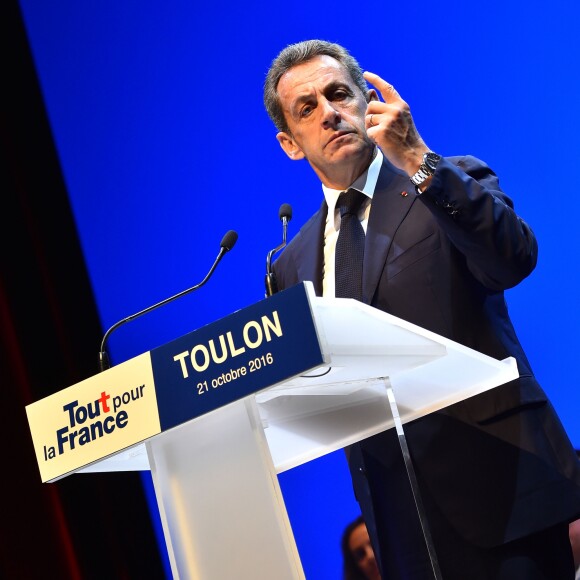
[292,93,314,107]
[324,80,350,91]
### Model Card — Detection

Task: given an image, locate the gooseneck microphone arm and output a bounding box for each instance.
[265,203,292,297]
[98,229,238,372]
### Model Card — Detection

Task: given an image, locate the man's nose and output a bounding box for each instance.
[320,98,340,127]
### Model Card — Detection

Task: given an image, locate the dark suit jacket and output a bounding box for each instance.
[272,155,580,549]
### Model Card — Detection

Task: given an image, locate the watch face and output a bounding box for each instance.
[424,152,442,171]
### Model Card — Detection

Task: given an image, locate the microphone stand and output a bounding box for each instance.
[99,230,238,372]
[265,205,291,297]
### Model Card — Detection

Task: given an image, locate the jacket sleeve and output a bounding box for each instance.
[420,155,538,291]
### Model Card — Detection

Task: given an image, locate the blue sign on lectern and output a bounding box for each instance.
[150,283,325,431]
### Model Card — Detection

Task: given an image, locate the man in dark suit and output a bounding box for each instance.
[263,39,580,579]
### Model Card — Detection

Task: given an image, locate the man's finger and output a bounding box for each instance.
[363,71,400,103]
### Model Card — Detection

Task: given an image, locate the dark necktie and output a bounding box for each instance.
[335,188,366,301]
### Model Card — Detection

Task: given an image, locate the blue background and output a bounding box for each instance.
[18,1,580,578]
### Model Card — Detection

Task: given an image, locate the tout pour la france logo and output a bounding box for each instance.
[43,385,146,461]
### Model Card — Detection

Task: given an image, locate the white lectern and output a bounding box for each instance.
[26,282,518,579]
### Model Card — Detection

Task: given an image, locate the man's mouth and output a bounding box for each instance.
[327,130,353,146]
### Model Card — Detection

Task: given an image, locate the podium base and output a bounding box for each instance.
[146,396,305,579]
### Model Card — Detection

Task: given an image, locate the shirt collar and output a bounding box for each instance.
[322,148,383,215]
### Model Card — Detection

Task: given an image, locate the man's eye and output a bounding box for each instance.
[334,90,349,100]
[300,105,313,117]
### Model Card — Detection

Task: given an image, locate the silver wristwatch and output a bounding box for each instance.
[410,152,442,190]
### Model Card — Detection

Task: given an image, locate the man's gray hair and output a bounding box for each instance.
[264,40,368,134]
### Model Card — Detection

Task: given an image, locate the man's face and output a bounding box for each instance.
[276,55,376,189]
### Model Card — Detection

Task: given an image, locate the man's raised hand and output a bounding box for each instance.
[363,71,429,176]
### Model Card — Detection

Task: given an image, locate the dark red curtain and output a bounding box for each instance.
[1,2,166,578]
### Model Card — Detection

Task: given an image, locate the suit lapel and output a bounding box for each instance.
[295,199,327,296]
[292,160,416,301]
[363,160,417,304]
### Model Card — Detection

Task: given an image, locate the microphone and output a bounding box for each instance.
[98,229,238,372]
[265,203,292,297]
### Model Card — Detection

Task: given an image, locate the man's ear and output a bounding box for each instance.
[366,88,379,103]
[276,132,305,161]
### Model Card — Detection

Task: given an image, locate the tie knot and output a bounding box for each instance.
[337,189,366,218]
